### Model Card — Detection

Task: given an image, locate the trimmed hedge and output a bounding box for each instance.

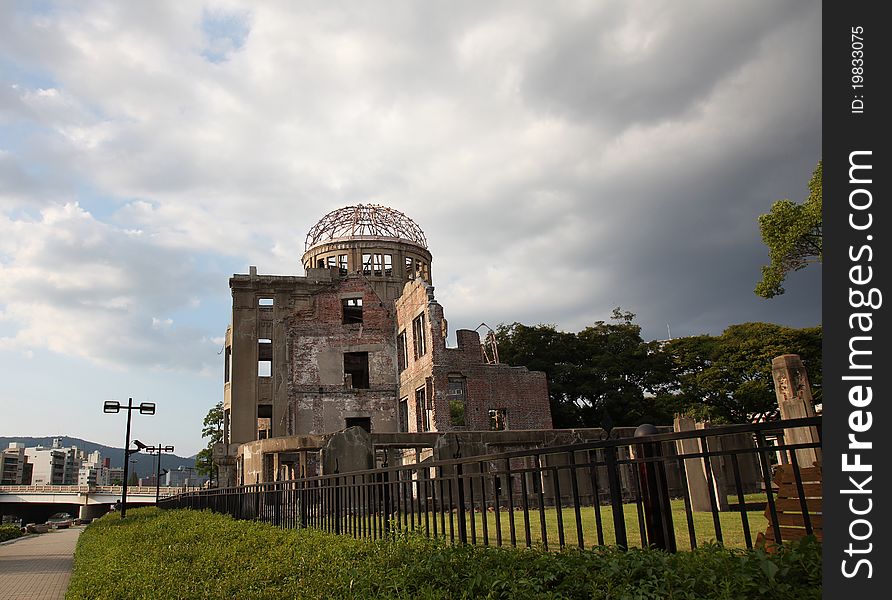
[0,524,24,543]
[67,508,821,600]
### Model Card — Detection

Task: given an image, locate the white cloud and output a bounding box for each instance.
[0,0,821,347]
[0,202,219,370]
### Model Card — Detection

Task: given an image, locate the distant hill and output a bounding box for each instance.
[0,436,198,478]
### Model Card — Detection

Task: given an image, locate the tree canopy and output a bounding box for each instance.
[497,313,821,427]
[496,309,674,429]
[755,161,822,298]
[654,322,821,423]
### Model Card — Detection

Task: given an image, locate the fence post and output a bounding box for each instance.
[634,424,676,552]
[603,444,628,549]
[455,461,467,544]
[382,459,391,536]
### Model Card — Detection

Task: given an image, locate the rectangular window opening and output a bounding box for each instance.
[405,257,414,279]
[345,417,371,433]
[412,313,427,359]
[258,298,274,307]
[326,256,337,269]
[224,346,232,383]
[384,254,393,276]
[342,297,363,324]
[344,352,370,389]
[258,338,272,377]
[397,331,408,372]
[373,253,383,276]
[337,254,348,275]
[398,398,409,432]
[448,376,467,426]
[258,404,272,439]
[362,253,373,276]
[416,387,431,432]
[489,408,508,431]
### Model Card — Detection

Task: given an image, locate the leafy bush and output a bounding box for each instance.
[67,508,821,600]
[0,524,24,542]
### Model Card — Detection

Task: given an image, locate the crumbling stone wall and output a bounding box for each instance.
[395,279,552,433]
[285,274,399,435]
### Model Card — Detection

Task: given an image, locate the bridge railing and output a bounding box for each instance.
[0,485,204,496]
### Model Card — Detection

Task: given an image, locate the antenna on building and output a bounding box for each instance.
[475,323,500,364]
[667,323,672,340]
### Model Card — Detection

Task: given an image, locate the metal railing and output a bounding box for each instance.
[0,485,202,496]
[160,417,821,551]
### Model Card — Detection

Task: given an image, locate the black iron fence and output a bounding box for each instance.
[160,417,821,551]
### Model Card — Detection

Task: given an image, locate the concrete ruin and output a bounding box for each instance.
[217,205,553,485]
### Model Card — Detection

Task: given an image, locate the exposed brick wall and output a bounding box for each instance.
[395,279,552,433]
[283,274,399,435]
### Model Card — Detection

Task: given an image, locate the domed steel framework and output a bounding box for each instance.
[305,204,427,252]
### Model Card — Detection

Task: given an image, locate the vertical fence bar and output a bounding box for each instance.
[604,444,627,549]
[534,455,548,550]
[505,459,517,548]
[492,467,503,547]
[699,435,724,545]
[568,451,584,549]
[756,430,782,545]
[788,451,813,535]
[520,468,532,548]
[551,463,565,549]
[455,461,467,544]
[588,451,605,547]
[676,457,697,550]
[729,453,753,549]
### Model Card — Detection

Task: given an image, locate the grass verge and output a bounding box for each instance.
[67,507,821,600]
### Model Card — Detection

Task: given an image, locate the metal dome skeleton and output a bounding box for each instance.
[304,204,428,252]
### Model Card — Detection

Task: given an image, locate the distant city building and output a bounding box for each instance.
[14,440,110,486]
[107,467,124,485]
[1,443,28,485]
[24,446,66,485]
[165,466,207,488]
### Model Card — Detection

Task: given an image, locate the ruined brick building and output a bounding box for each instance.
[218,205,552,483]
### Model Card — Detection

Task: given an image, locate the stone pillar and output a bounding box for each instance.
[214,442,239,488]
[771,354,822,467]
[673,416,729,511]
[321,426,373,475]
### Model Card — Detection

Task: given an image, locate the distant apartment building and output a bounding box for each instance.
[77,450,109,486]
[1,443,28,485]
[165,467,207,488]
[108,466,124,485]
[24,447,66,485]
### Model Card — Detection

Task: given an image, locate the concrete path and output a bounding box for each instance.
[0,527,83,600]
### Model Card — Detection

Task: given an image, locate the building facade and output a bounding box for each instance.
[218,205,552,484]
[1,443,28,485]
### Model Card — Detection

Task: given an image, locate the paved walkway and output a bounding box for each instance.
[0,527,83,600]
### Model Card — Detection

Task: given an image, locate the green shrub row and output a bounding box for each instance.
[67,508,821,600]
[0,524,24,543]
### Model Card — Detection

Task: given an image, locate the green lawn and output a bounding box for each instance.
[387,497,768,550]
[66,508,821,600]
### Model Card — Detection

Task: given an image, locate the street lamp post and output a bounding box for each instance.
[145,444,175,503]
[103,398,155,518]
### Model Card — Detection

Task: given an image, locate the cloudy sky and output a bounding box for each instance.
[0,1,821,456]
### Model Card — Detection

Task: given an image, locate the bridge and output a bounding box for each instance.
[0,485,199,523]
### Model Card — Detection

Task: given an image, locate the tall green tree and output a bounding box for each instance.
[660,323,822,423]
[496,309,674,429]
[196,401,224,484]
[755,161,822,298]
